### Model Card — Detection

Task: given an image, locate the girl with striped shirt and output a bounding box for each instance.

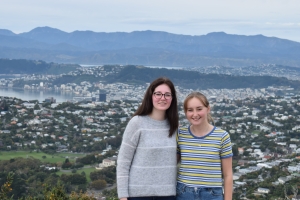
[177,92,233,200]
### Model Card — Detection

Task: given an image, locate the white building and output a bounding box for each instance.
[95,158,116,170]
[257,187,270,194]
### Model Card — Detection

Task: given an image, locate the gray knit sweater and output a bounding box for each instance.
[116,115,177,198]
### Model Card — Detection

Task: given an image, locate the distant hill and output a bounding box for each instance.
[0,59,79,75]
[1,26,300,67]
[104,65,300,90]
[2,60,299,90]
[0,29,15,36]
[51,65,300,90]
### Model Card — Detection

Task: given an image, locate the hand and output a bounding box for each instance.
[120,198,128,200]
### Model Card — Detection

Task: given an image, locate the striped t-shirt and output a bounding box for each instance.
[177,126,233,187]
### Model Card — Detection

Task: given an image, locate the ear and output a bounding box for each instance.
[207,106,211,113]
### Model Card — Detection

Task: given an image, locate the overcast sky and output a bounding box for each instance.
[1,0,300,42]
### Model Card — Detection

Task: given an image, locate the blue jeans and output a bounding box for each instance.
[128,196,176,200]
[176,182,223,200]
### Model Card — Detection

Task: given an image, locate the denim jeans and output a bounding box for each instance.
[176,182,223,200]
[128,196,176,200]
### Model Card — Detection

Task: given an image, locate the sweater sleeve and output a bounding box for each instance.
[117,116,140,198]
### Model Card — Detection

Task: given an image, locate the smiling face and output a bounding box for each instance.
[185,97,211,127]
[152,83,172,113]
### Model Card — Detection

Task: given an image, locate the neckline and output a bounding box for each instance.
[145,115,168,126]
[188,125,215,139]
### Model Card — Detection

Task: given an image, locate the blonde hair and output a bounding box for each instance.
[183,92,214,124]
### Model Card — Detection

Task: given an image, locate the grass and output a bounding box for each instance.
[0,151,100,183]
[0,151,87,163]
[56,167,98,182]
[252,130,261,135]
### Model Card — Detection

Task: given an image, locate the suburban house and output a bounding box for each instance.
[257,187,270,194]
[95,157,116,170]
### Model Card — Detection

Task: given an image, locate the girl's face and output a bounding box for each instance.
[185,97,210,126]
[152,84,172,112]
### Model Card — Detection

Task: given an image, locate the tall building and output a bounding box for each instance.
[45,97,56,103]
[99,90,107,102]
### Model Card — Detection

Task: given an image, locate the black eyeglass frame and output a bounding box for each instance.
[153,92,173,100]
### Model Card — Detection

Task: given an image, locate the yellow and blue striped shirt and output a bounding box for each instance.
[177,126,233,187]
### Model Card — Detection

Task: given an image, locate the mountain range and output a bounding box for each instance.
[1,26,300,67]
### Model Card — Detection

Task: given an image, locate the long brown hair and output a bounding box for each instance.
[133,77,178,137]
[183,92,214,124]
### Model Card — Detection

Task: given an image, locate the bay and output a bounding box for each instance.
[0,65,179,102]
[0,88,74,103]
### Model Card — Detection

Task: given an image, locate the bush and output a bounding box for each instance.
[90,179,107,190]
[0,172,13,200]
[0,176,96,200]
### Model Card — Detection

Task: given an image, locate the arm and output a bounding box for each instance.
[220,131,233,200]
[221,157,233,200]
[117,117,140,199]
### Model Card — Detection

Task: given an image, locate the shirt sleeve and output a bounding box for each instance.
[116,116,140,198]
[220,131,233,159]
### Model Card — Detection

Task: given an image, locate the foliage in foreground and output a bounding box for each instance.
[0,173,96,200]
[0,172,13,200]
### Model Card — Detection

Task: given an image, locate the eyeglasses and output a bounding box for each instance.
[153,92,172,100]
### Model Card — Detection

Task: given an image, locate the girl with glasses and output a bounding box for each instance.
[117,77,179,200]
[176,92,233,200]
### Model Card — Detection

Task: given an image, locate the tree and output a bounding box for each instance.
[107,135,122,148]
[76,184,87,193]
[102,188,118,200]
[61,162,72,169]
[35,172,48,182]
[60,174,86,185]
[90,166,116,184]
[34,104,40,110]
[44,174,60,188]
[76,154,96,165]
[0,172,13,200]
[243,151,250,156]
[90,179,107,190]
[11,173,27,199]
[72,163,84,169]
[80,171,86,177]
[232,145,238,157]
